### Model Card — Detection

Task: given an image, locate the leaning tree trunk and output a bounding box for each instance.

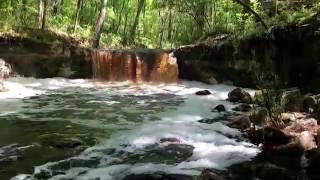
[232,0,268,29]
[92,0,108,48]
[73,0,83,32]
[127,0,145,44]
[38,0,47,30]
[52,0,62,16]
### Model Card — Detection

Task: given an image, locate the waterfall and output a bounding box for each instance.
[92,49,179,83]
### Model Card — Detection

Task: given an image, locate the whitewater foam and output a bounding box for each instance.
[2,78,259,179]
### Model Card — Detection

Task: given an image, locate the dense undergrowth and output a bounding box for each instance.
[0,0,319,49]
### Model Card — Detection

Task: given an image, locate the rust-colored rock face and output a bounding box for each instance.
[92,50,178,83]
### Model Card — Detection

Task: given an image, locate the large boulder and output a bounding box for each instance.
[213,104,226,112]
[195,90,211,96]
[247,127,291,145]
[228,115,250,130]
[228,88,252,104]
[198,169,230,180]
[232,104,252,112]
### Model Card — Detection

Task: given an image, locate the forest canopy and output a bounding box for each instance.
[0,0,319,48]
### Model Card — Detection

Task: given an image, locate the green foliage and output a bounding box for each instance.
[0,0,319,48]
[254,71,286,128]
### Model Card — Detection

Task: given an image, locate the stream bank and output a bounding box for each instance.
[174,13,320,90]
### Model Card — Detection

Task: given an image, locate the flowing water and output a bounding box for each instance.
[0,77,259,180]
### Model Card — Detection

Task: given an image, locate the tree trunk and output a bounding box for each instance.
[20,0,28,25]
[232,0,268,29]
[38,0,47,30]
[92,0,108,48]
[73,0,83,32]
[168,8,173,41]
[127,0,145,44]
[53,0,62,16]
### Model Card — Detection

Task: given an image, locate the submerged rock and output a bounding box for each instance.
[195,90,211,96]
[123,173,194,180]
[48,158,100,172]
[123,143,195,164]
[160,137,181,144]
[0,144,35,163]
[39,133,85,149]
[228,88,252,104]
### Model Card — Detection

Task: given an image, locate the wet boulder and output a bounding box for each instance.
[247,127,291,145]
[228,88,252,104]
[160,137,181,144]
[228,115,250,130]
[198,169,230,180]
[232,104,251,112]
[46,158,100,174]
[195,90,211,96]
[124,143,195,164]
[213,104,226,112]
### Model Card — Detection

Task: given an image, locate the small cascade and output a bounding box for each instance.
[92,49,179,83]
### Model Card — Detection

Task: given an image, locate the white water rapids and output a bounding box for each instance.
[0,78,259,180]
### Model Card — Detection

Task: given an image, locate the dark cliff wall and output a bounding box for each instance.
[0,36,93,78]
[174,21,320,89]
